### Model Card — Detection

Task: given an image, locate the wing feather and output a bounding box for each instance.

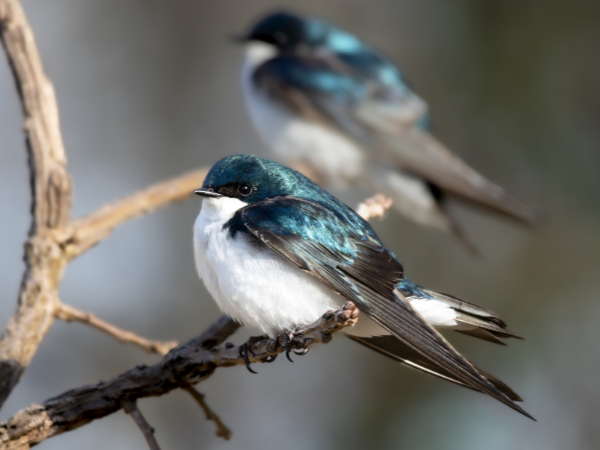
[239,197,533,419]
[253,55,532,223]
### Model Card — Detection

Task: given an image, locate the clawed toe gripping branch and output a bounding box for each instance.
[0,1,388,448]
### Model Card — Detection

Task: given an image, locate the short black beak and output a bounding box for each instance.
[194,188,222,198]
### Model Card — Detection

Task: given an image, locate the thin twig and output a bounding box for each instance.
[55,303,178,355]
[63,168,208,259]
[0,304,358,448]
[123,400,161,450]
[183,387,231,440]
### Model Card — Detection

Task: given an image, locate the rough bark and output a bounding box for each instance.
[0,0,71,408]
[0,305,358,449]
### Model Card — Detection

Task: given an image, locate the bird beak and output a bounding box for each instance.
[194,188,223,198]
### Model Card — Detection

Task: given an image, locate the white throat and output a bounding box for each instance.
[198,196,247,223]
[242,41,278,72]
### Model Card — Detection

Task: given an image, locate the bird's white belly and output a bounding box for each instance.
[241,70,365,184]
[194,197,347,337]
[193,198,460,339]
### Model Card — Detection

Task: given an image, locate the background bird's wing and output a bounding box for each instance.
[254,56,532,223]
[239,196,533,419]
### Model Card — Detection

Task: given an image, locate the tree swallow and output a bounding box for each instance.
[236,11,533,250]
[193,154,533,419]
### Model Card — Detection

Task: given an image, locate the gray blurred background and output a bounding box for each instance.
[1,0,599,449]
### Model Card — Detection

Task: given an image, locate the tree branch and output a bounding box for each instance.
[62,168,208,259]
[0,0,210,409]
[55,303,178,355]
[0,303,358,449]
[0,0,72,409]
[123,401,162,450]
[183,387,231,441]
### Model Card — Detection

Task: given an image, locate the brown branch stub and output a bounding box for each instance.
[0,305,358,448]
[56,303,178,355]
[123,401,162,450]
[356,194,393,221]
[184,387,231,441]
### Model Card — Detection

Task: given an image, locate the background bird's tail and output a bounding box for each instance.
[362,162,479,254]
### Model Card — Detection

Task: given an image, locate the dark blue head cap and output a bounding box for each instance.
[244,11,307,50]
[243,11,364,53]
[200,154,315,203]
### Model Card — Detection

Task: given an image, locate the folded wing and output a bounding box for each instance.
[254,55,532,223]
[237,196,533,419]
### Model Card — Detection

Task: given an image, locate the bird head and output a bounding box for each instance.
[194,154,310,205]
[235,11,307,52]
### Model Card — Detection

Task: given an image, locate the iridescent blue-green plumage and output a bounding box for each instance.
[204,155,382,248]
[248,12,428,128]
[199,155,531,419]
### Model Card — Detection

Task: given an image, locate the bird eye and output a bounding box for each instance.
[238,184,253,196]
[274,31,287,44]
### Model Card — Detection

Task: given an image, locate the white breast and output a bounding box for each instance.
[240,42,365,184]
[193,196,346,337]
[193,196,460,338]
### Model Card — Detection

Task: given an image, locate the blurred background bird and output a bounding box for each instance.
[236,11,533,252]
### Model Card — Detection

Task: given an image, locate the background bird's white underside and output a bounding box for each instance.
[241,42,365,184]
[194,197,464,338]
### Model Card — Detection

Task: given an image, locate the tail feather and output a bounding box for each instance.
[362,163,480,254]
[348,335,524,403]
[422,289,523,343]
[372,127,535,225]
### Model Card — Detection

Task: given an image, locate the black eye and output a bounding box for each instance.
[238,184,253,196]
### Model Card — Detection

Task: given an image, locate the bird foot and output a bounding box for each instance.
[238,342,257,374]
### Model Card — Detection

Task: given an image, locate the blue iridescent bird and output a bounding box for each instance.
[236,11,532,250]
[193,154,533,419]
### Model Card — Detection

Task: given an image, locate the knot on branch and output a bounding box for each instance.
[46,169,72,229]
